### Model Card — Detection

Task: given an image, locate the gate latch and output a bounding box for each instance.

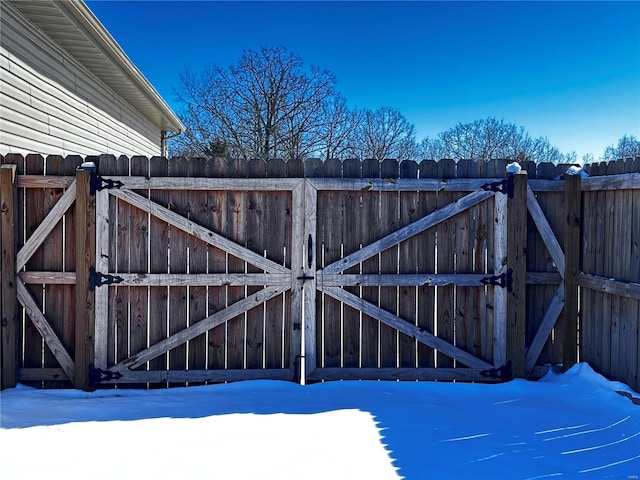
[482,175,514,198]
[90,171,124,196]
[481,268,513,292]
[89,267,124,291]
[88,364,123,389]
[480,361,513,382]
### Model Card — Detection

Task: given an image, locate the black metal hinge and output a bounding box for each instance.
[89,267,124,291]
[481,268,513,292]
[482,175,514,198]
[480,361,513,382]
[89,171,124,196]
[88,364,123,389]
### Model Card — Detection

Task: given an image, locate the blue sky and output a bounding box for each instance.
[87,1,640,159]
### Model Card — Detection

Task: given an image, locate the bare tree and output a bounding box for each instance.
[175,47,336,161]
[352,106,417,161]
[417,136,448,160]
[420,118,565,163]
[603,134,640,161]
[314,94,361,160]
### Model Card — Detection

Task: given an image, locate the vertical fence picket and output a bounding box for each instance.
[148,156,170,380]
[398,160,419,368]
[207,158,228,370]
[320,158,343,368]
[187,157,209,380]
[168,158,189,385]
[436,159,456,368]
[23,155,46,387]
[225,158,247,370]
[360,159,380,369]
[1,164,18,389]
[342,158,361,368]
[507,171,528,377]
[417,160,438,368]
[265,159,289,369]
[128,156,149,386]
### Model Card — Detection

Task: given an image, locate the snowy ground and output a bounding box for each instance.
[1,363,639,479]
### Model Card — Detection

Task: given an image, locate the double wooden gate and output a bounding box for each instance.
[2,156,577,390]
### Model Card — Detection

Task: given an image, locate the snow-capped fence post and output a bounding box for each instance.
[74,164,97,391]
[506,170,528,378]
[1,164,18,389]
[563,173,581,371]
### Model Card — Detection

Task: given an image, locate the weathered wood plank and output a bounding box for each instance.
[225,158,247,370]
[15,181,76,271]
[417,160,437,368]
[74,167,97,390]
[290,180,306,380]
[42,156,68,388]
[507,172,528,377]
[319,159,343,368]
[578,276,640,301]
[308,177,505,192]
[206,159,227,370]
[16,175,75,188]
[436,159,456,368]
[129,156,149,380]
[320,273,505,286]
[359,159,381,369]
[94,188,109,369]
[16,281,75,382]
[105,176,302,191]
[302,181,318,378]
[99,368,294,384]
[264,159,290,372]
[525,282,564,375]
[320,286,492,369]
[321,189,495,274]
[188,158,212,377]
[342,159,362,368]
[148,156,170,375]
[379,159,400,368]
[526,185,565,278]
[1,164,17,388]
[109,188,289,274]
[168,158,189,383]
[581,172,640,191]
[98,273,291,287]
[563,174,581,370]
[23,155,46,384]
[307,368,504,383]
[18,368,69,382]
[493,189,507,367]
[111,285,288,372]
[398,160,419,368]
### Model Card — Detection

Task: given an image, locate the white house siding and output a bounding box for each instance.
[0,3,163,158]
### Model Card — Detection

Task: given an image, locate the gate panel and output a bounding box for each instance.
[92,158,296,386]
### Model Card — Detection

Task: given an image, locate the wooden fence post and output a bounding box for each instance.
[507,171,528,377]
[1,164,18,389]
[74,165,97,390]
[564,174,581,370]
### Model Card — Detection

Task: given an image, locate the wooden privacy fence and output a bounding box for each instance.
[1,154,639,391]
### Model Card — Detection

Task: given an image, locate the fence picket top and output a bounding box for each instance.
[304,158,323,178]
[287,158,304,178]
